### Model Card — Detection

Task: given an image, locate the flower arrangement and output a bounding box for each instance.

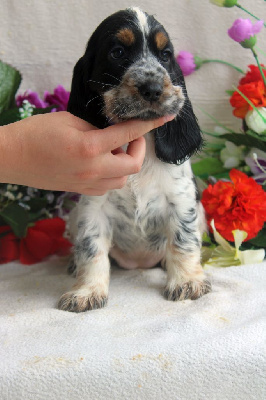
[177,1,266,266]
[0,60,75,264]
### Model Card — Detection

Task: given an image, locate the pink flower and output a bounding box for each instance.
[44,85,70,112]
[228,18,264,43]
[176,51,196,76]
[16,90,48,108]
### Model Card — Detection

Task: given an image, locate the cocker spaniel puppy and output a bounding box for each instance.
[58,7,211,312]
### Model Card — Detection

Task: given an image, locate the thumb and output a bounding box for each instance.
[94,115,176,153]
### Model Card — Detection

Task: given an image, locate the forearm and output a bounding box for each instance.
[0,122,24,185]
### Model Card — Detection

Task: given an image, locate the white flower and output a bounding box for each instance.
[214,126,228,135]
[220,141,244,168]
[18,202,31,210]
[202,220,265,268]
[7,184,18,191]
[19,100,35,119]
[245,107,266,135]
[4,191,15,201]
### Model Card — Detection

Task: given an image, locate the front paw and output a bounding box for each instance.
[164,279,211,301]
[58,289,108,312]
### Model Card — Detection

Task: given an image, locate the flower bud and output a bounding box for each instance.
[176,51,196,76]
[210,0,237,7]
[240,36,257,49]
[228,19,263,44]
[245,108,266,135]
[224,0,238,6]
[193,56,204,69]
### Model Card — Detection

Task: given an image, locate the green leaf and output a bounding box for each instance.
[248,227,266,248]
[211,171,231,180]
[32,106,57,115]
[28,211,44,223]
[0,107,20,126]
[0,203,29,238]
[0,60,22,114]
[226,90,235,96]
[27,197,48,212]
[205,142,226,150]
[192,158,227,178]
[245,129,266,142]
[221,133,266,152]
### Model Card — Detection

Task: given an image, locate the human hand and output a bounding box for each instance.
[0,111,174,195]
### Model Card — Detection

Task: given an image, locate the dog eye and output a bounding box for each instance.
[110,47,125,59]
[160,49,172,62]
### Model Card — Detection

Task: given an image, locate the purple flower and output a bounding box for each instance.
[245,156,266,185]
[44,85,70,112]
[16,90,48,108]
[176,51,196,76]
[228,19,264,43]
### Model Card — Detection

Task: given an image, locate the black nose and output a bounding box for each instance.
[138,82,163,102]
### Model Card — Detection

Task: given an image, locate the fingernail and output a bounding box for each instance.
[163,114,176,123]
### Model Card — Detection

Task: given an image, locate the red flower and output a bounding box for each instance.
[20,217,72,265]
[0,226,20,263]
[201,169,266,242]
[0,217,72,265]
[230,65,266,118]
[239,64,266,85]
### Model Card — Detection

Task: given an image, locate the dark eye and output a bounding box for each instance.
[160,49,172,62]
[110,47,125,59]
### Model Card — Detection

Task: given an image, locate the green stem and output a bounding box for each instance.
[251,48,266,87]
[202,59,245,74]
[236,4,266,28]
[202,130,226,138]
[195,105,235,133]
[232,85,266,123]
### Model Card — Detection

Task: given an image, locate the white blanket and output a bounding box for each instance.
[0,258,266,400]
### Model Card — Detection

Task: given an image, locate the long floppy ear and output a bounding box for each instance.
[154,64,203,164]
[67,46,107,128]
[67,57,88,120]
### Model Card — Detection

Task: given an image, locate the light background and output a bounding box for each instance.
[1,0,265,131]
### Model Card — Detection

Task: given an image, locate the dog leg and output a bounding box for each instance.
[163,203,211,301]
[58,203,112,312]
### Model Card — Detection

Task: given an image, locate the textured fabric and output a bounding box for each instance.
[1,0,265,131]
[0,258,265,400]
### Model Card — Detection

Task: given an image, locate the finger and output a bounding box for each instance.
[78,176,128,196]
[68,112,97,132]
[79,188,108,196]
[95,137,146,178]
[92,115,176,153]
[111,146,126,155]
[126,136,146,161]
[96,176,128,190]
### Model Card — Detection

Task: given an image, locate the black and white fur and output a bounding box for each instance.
[58,7,211,312]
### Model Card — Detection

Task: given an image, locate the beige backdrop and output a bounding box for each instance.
[1,0,265,131]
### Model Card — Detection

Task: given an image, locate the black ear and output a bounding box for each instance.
[67,48,107,128]
[67,57,88,120]
[154,65,203,164]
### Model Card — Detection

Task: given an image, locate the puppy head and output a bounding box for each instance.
[68,7,202,164]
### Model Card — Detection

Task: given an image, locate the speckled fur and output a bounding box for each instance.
[59,8,211,312]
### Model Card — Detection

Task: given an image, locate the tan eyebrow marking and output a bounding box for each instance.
[116,28,135,46]
[155,31,168,50]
